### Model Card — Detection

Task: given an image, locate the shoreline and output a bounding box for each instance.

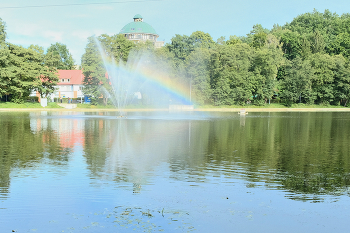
[1,107,350,112]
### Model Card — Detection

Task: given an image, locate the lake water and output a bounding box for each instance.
[1,111,350,232]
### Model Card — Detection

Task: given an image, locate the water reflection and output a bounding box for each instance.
[0,112,71,199]
[1,111,350,202]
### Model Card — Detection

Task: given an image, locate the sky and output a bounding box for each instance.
[0,0,349,65]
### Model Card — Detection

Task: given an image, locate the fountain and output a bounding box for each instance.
[95,39,193,115]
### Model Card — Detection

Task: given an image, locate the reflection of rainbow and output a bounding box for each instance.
[105,62,193,105]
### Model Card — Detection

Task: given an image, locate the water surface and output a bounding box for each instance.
[1,111,350,232]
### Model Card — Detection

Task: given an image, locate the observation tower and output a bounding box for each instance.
[120,14,164,48]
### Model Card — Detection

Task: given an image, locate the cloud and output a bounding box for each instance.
[43,30,64,42]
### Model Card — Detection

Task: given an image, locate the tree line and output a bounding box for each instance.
[1,9,350,106]
[82,9,350,106]
[0,18,75,103]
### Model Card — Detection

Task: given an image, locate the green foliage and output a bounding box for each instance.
[98,34,134,62]
[280,57,315,106]
[309,53,335,104]
[186,48,212,104]
[210,43,254,105]
[47,42,75,69]
[333,55,350,106]
[0,18,6,42]
[81,36,106,105]
[0,43,58,103]
[4,9,350,108]
[226,36,241,46]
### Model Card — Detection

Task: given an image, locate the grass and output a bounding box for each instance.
[0,102,43,108]
[1,101,348,110]
[0,101,63,108]
[76,103,116,109]
[197,103,348,109]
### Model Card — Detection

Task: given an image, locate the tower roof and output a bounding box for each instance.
[120,15,158,35]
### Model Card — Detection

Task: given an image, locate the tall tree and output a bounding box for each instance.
[81,36,106,105]
[210,43,254,105]
[309,53,336,104]
[1,44,50,103]
[280,57,315,106]
[47,42,75,70]
[98,33,134,62]
[0,18,10,99]
[333,55,350,106]
[32,45,59,98]
[186,48,212,104]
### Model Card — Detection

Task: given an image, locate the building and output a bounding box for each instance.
[120,14,164,48]
[31,70,85,102]
[55,70,84,100]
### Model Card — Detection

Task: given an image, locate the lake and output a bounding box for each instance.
[1,111,350,232]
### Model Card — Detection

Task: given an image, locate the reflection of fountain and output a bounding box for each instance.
[89,115,207,193]
[240,115,246,126]
[95,39,193,115]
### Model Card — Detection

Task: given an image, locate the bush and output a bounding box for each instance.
[27,96,39,102]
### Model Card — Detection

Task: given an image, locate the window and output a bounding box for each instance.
[61,79,64,82]
[67,79,70,82]
[131,28,135,31]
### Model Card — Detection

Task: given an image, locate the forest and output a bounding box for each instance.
[1,9,350,106]
[82,9,350,107]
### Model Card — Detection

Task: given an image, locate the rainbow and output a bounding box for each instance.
[104,61,193,105]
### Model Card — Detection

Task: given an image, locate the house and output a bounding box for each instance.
[32,70,85,102]
[55,70,84,100]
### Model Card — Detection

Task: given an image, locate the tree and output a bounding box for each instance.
[309,53,336,105]
[330,33,350,57]
[333,55,350,106]
[280,57,315,106]
[226,36,241,46]
[0,18,10,99]
[210,43,254,105]
[186,48,212,104]
[190,31,215,49]
[251,32,267,49]
[34,45,59,98]
[47,42,75,69]
[280,30,302,60]
[98,34,134,62]
[81,36,106,105]
[2,44,51,103]
[250,36,285,104]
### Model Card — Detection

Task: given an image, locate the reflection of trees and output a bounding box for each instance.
[82,114,209,189]
[197,112,350,199]
[0,112,70,199]
[81,112,350,199]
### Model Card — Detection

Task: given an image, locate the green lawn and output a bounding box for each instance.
[198,103,348,109]
[0,102,348,109]
[0,102,63,108]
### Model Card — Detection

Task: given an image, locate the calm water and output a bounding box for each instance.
[1,111,350,232]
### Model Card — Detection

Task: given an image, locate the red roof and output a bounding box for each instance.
[57,70,84,85]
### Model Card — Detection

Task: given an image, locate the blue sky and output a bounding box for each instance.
[0,0,349,65]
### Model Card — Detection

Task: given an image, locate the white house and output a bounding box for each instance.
[31,70,85,102]
[54,70,84,100]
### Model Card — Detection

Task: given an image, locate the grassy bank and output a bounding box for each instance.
[199,103,348,109]
[1,102,349,112]
[0,102,62,108]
